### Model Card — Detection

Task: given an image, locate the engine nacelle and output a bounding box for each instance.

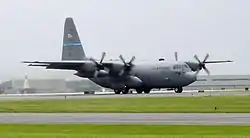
[185,62,200,71]
[74,71,94,78]
[108,64,124,76]
[110,83,126,90]
[74,70,109,78]
[94,70,109,78]
[80,62,96,72]
[124,76,143,88]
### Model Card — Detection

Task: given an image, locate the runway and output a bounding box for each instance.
[0,90,249,100]
[0,113,249,125]
[0,91,249,125]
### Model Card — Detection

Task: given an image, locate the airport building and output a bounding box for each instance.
[0,79,68,94]
[0,78,102,94]
[0,75,250,94]
[185,75,250,91]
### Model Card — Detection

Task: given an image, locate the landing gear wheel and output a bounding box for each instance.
[122,87,130,94]
[144,88,151,94]
[174,87,183,93]
[122,91,128,94]
[114,90,121,94]
[136,89,143,94]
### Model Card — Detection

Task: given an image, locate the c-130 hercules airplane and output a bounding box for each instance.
[23,17,233,94]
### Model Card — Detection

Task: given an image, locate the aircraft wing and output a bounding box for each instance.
[22,60,123,70]
[204,60,233,64]
[22,60,93,70]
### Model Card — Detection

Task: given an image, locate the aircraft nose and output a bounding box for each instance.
[185,72,197,82]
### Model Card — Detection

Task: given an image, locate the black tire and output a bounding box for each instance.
[144,88,151,94]
[136,89,143,94]
[114,90,121,94]
[122,87,130,94]
[122,90,128,94]
[174,87,183,93]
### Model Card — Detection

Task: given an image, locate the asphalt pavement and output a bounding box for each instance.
[0,113,249,125]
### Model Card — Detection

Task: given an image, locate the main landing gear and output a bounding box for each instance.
[136,88,151,94]
[174,87,183,93]
[114,87,130,94]
[114,88,151,94]
[114,89,121,94]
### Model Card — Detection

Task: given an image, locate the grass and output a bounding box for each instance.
[0,96,250,113]
[0,124,250,138]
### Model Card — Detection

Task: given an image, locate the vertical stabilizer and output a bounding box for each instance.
[62,17,86,60]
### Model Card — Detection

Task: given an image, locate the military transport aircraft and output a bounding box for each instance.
[23,17,233,94]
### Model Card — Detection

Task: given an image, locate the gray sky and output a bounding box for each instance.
[0,0,249,81]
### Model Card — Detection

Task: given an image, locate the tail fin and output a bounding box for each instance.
[62,17,86,60]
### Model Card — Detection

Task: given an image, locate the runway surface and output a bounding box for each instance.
[0,113,249,125]
[0,91,249,125]
[0,90,249,100]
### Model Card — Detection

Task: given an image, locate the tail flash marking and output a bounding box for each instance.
[63,42,82,47]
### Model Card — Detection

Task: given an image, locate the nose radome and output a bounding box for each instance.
[185,72,197,82]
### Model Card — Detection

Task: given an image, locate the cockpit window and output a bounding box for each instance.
[173,63,191,72]
[173,65,181,70]
[183,64,191,71]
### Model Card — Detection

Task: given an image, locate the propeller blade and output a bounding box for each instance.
[93,70,98,78]
[100,52,106,63]
[119,55,126,65]
[195,70,200,76]
[203,53,209,62]
[203,66,210,75]
[129,56,136,64]
[118,69,124,76]
[174,52,178,61]
[194,55,201,64]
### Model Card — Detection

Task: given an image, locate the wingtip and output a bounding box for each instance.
[22,61,37,63]
[22,61,30,63]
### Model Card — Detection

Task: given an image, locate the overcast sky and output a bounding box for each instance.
[0,0,249,81]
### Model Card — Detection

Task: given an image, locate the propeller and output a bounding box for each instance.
[90,52,106,71]
[118,55,135,76]
[194,53,210,75]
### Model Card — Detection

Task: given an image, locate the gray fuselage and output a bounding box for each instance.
[89,61,197,90]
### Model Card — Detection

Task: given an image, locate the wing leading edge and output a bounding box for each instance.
[22,61,90,70]
[22,60,122,71]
